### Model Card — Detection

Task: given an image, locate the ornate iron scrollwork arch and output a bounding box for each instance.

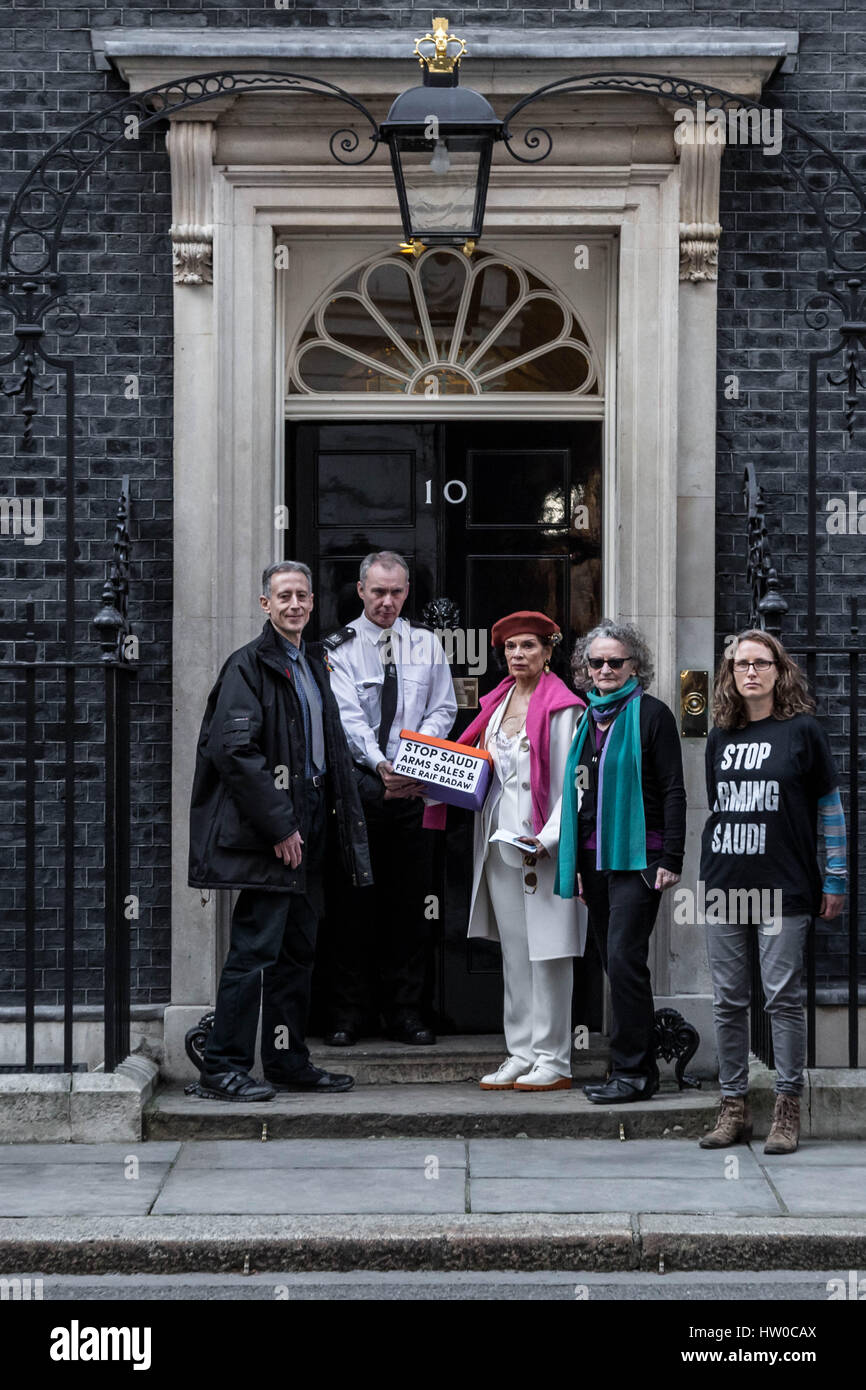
[0,69,381,445]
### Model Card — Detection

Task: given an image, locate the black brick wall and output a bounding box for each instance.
[0,1,862,1005]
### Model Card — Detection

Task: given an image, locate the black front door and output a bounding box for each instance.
[288,418,603,1032]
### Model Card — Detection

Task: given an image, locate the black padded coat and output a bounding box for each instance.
[188,621,372,892]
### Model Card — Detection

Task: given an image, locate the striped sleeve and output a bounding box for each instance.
[817,788,847,895]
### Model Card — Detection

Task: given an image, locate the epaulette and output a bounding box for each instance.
[323,626,357,651]
[409,620,433,632]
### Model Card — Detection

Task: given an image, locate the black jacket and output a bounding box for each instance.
[578,692,687,873]
[188,621,373,892]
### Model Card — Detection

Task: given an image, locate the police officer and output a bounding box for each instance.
[188,561,372,1100]
[323,551,457,1046]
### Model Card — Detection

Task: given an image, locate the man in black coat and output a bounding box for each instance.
[188,561,372,1101]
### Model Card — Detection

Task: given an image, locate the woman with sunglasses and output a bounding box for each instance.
[699,630,846,1154]
[457,611,587,1092]
[556,621,687,1103]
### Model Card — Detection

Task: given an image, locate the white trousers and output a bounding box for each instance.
[484,856,573,1077]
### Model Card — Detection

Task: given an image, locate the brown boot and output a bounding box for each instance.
[763,1093,800,1154]
[699,1095,752,1148]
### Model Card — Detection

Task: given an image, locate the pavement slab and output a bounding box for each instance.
[0,1142,180,1165]
[171,1138,466,1170]
[471,1176,780,1215]
[152,1164,467,1216]
[766,1166,866,1216]
[468,1137,766,1179]
[0,1162,173,1218]
[756,1140,866,1166]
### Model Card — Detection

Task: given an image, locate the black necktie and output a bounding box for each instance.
[377,630,398,756]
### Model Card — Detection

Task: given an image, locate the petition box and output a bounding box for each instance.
[392,729,492,812]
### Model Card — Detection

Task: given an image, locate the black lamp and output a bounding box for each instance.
[380,18,502,255]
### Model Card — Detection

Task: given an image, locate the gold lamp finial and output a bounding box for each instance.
[413,17,466,74]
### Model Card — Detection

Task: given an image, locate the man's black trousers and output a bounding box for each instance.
[203,785,325,1080]
[325,795,430,1031]
[579,862,662,1082]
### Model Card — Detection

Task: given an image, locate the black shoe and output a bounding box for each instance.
[323,1028,357,1047]
[265,1065,354,1094]
[196,1069,275,1102]
[388,1017,436,1046]
[583,1075,658,1105]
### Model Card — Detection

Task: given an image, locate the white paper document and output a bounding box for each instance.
[489,829,537,851]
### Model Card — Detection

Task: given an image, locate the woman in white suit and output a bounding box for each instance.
[462,611,587,1091]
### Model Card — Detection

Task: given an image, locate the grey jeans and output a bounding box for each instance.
[705,914,810,1097]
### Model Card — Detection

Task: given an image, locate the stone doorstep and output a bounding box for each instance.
[4,1056,866,1144]
[307,1032,611,1085]
[144,1083,717,1141]
[1,1214,865,1276]
[145,1065,866,1142]
[0,1056,160,1144]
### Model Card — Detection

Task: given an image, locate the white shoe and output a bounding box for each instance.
[513,1062,572,1092]
[479,1056,528,1090]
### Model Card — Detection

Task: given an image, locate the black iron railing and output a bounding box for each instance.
[0,480,136,1071]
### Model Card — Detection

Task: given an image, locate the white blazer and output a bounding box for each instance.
[467,698,587,961]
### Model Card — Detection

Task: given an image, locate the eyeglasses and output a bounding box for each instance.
[587,656,629,671]
[732,659,775,673]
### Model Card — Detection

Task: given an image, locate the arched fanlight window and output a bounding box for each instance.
[287,247,601,397]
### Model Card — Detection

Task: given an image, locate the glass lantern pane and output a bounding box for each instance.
[401,148,482,239]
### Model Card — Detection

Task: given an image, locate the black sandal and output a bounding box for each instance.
[191,1069,275,1102]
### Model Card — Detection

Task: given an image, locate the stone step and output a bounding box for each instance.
[305,1033,610,1085]
[145,1080,715,1142]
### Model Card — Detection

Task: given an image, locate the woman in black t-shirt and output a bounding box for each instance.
[699,631,846,1155]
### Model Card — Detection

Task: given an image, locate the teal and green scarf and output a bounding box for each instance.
[555,676,646,897]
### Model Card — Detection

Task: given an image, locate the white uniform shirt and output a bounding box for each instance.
[327,612,458,771]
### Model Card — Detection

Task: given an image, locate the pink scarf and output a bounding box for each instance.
[422,671,585,831]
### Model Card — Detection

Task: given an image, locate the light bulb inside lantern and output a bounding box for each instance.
[430,140,451,176]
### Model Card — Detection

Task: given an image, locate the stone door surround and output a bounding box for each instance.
[98,25,796,1078]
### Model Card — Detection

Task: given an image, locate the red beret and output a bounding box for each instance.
[491,611,561,647]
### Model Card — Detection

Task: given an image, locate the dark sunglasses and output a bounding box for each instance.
[587,656,629,670]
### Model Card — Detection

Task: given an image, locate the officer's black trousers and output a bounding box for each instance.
[203,786,325,1079]
[325,795,430,1030]
[579,862,662,1082]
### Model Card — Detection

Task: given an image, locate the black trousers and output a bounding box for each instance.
[324,795,430,1030]
[203,786,325,1080]
[580,861,662,1081]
